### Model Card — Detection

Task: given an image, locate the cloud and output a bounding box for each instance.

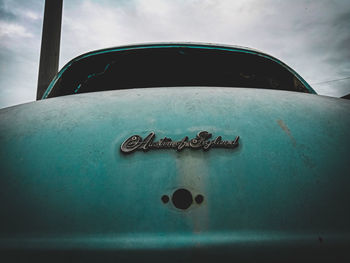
[24,10,40,20]
[0,2,15,20]
[0,0,43,108]
[0,21,33,38]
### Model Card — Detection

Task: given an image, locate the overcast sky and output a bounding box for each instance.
[0,0,349,108]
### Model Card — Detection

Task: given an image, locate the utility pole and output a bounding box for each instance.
[37,0,63,100]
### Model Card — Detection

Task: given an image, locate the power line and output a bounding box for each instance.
[311,76,350,85]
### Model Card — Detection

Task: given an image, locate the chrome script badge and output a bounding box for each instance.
[120,131,239,154]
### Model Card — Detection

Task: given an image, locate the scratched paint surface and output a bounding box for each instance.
[0,87,350,260]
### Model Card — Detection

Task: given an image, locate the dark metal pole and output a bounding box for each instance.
[37,0,63,100]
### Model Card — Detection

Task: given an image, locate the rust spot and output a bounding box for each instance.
[277,121,315,168]
[318,236,323,243]
[277,119,296,147]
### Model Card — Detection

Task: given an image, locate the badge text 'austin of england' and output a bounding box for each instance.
[120,131,239,154]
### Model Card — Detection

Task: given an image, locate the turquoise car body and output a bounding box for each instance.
[0,43,349,262]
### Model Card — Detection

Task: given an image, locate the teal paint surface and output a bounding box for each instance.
[0,88,349,261]
[42,43,316,99]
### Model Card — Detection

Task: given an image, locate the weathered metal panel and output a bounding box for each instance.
[0,87,350,261]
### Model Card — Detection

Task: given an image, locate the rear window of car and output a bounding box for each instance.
[47,47,310,98]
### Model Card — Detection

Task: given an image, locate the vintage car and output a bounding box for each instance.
[0,43,349,262]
